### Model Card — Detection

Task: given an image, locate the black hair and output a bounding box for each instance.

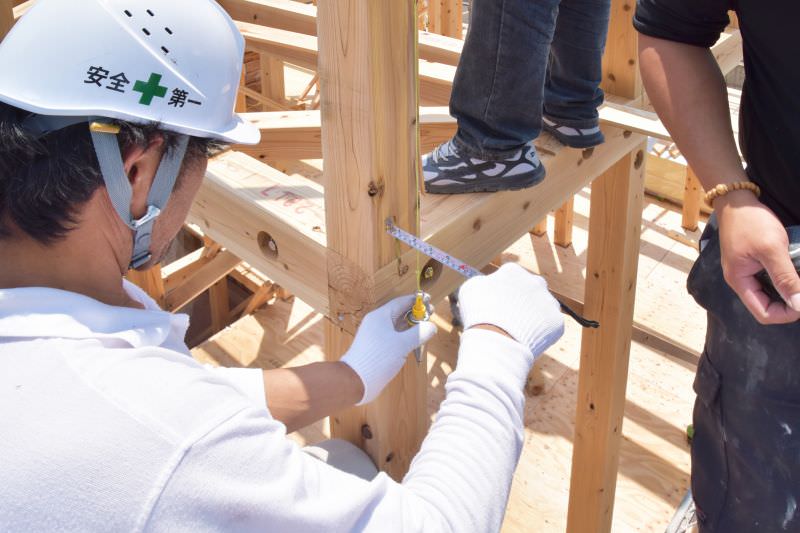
[0,102,226,244]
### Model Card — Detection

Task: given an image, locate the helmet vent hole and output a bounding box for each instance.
[165,27,173,35]
[142,27,151,36]
[146,9,155,16]
[124,9,132,17]
[161,46,169,54]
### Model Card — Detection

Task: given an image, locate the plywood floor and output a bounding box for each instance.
[193,188,706,533]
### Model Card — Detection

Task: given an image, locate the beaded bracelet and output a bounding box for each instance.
[703,181,761,206]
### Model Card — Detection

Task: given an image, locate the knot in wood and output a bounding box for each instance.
[361,424,373,439]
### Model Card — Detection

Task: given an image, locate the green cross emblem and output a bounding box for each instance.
[133,73,168,106]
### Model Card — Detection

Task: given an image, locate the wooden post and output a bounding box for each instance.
[318,0,425,480]
[208,278,230,334]
[126,266,166,308]
[567,0,645,530]
[1,0,14,40]
[427,0,441,34]
[260,54,286,110]
[530,217,548,237]
[440,0,462,39]
[235,71,248,113]
[682,166,703,231]
[554,198,574,248]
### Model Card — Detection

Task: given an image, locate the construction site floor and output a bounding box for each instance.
[193,188,706,532]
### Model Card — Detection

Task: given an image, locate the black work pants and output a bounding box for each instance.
[688,223,800,532]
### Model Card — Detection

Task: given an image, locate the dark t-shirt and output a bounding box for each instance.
[634,0,800,225]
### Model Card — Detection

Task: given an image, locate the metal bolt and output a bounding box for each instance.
[267,239,278,252]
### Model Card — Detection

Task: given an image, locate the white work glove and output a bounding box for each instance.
[458,263,564,360]
[341,294,438,405]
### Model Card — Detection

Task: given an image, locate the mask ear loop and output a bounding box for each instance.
[89,119,189,269]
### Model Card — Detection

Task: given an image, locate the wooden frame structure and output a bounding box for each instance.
[197,1,648,530]
[4,0,711,531]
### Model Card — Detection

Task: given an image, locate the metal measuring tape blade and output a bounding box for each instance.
[385,219,599,329]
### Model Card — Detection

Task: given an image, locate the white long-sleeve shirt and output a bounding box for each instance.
[0,281,533,532]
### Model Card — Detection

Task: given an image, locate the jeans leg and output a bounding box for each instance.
[544,0,610,127]
[450,0,559,157]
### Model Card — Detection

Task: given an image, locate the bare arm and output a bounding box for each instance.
[639,34,800,324]
[263,362,363,433]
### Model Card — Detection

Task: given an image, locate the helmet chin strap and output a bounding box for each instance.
[21,114,190,269]
[88,121,189,269]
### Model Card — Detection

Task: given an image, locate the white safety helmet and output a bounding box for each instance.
[0,0,259,144]
[0,0,260,269]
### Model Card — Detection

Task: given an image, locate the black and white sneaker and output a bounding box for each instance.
[423,139,545,194]
[542,116,604,148]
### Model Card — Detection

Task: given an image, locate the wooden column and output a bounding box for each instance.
[126,266,166,308]
[530,217,548,237]
[554,199,575,248]
[318,0,425,480]
[682,166,703,231]
[1,0,14,40]
[440,0,462,39]
[260,55,286,110]
[567,0,645,530]
[567,143,646,532]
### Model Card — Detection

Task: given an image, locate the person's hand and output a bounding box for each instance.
[458,263,564,358]
[341,294,438,405]
[716,190,800,324]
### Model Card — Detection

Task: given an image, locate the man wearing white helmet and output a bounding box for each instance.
[0,1,565,531]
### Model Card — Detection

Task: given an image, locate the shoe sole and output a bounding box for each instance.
[425,165,546,194]
[543,123,605,149]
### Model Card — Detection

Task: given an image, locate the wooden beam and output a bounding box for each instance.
[599,97,671,141]
[221,0,465,66]
[238,20,318,70]
[188,151,330,316]
[318,0,425,481]
[418,30,463,66]
[206,129,642,320]
[237,101,674,162]
[219,0,318,35]
[236,20,455,106]
[235,110,323,160]
[164,250,241,312]
[236,107,455,160]
[162,247,208,294]
[371,127,646,308]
